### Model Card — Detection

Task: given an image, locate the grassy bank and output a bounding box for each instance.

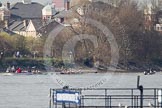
[0,58,45,72]
[0,57,70,72]
[1,57,162,73]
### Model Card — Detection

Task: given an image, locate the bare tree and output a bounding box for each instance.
[52,0,156,70]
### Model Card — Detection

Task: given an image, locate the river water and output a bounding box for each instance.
[0,72,162,108]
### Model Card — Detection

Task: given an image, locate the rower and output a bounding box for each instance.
[16,67,22,73]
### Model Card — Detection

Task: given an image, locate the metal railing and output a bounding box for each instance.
[49,88,162,108]
[49,76,162,108]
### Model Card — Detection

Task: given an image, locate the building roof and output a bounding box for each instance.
[3,28,17,35]
[6,19,60,37]
[31,19,43,30]
[39,20,60,36]
[54,1,115,18]
[54,10,73,18]
[42,4,57,16]
[42,4,53,12]
[10,2,44,19]
[8,19,43,31]
[9,20,26,31]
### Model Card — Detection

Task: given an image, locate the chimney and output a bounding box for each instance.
[7,2,10,9]
[0,2,2,7]
[4,20,8,29]
[23,20,27,27]
[65,0,70,11]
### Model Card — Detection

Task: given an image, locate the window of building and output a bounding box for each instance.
[161,26,162,30]
[157,27,160,31]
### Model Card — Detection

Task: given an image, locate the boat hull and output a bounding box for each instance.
[2,72,33,76]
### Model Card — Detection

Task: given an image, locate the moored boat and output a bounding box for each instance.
[144,69,156,75]
[2,73,14,76]
[59,68,83,75]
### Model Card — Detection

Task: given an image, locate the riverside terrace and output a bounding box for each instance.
[49,76,162,108]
